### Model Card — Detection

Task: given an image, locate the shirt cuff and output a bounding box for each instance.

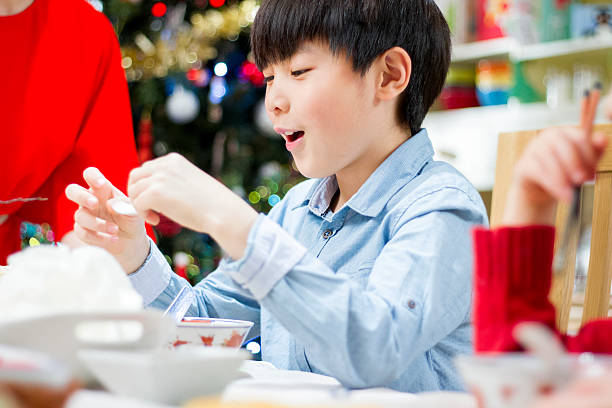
[223,214,307,300]
[128,237,172,306]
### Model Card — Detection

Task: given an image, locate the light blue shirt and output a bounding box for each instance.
[129,129,488,393]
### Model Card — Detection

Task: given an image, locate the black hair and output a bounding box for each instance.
[251,0,451,135]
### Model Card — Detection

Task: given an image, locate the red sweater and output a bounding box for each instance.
[0,0,144,263]
[473,226,612,354]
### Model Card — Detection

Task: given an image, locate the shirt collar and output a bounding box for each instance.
[296,129,434,218]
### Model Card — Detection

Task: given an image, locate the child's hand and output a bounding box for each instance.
[502,126,608,226]
[65,168,150,274]
[605,91,612,120]
[127,153,258,259]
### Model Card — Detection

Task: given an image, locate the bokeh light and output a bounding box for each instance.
[214,62,228,77]
[268,194,280,207]
[151,2,167,17]
[246,341,260,354]
[248,191,261,204]
[210,0,226,8]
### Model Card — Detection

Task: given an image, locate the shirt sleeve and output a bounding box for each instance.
[564,319,612,353]
[129,238,261,339]
[224,195,480,388]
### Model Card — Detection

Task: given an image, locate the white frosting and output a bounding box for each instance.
[0,245,143,323]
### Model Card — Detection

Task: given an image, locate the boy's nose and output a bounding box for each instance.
[265,88,290,115]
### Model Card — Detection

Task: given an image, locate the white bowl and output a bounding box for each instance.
[455,353,578,408]
[0,310,174,384]
[78,347,250,404]
[172,318,254,349]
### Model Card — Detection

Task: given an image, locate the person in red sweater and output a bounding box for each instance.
[473,90,612,354]
[473,91,612,407]
[0,0,144,264]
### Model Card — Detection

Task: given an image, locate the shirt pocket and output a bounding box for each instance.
[342,260,375,289]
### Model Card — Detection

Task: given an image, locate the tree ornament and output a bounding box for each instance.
[166,85,200,124]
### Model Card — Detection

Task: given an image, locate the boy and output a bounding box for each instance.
[66,0,487,392]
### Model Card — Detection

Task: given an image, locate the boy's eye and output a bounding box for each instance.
[291,69,311,77]
[263,75,274,84]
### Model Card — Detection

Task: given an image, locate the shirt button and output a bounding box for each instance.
[322,229,333,239]
[407,300,416,309]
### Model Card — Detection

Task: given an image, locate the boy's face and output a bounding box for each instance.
[263,42,381,179]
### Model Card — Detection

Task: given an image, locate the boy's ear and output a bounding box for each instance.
[375,47,411,101]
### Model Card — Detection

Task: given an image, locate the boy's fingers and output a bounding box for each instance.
[125,179,162,226]
[144,210,160,226]
[74,223,118,247]
[127,178,153,201]
[128,166,153,189]
[83,167,113,200]
[74,208,119,235]
[106,199,149,235]
[107,199,149,232]
[108,199,139,217]
[65,184,98,210]
[83,167,107,189]
[131,195,161,226]
[110,184,129,200]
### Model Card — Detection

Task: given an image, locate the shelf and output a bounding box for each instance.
[423,102,611,191]
[451,38,514,64]
[514,36,612,62]
[451,37,612,64]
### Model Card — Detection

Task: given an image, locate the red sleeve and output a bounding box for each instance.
[563,320,612,353]
[473,226,612,354]
[472,226,557,352]
[47,15,155,241]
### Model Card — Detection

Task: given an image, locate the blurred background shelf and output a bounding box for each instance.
[452,36,612,64]
[515,36,612,62]
[424,102,611,192]
[451,38,515,64]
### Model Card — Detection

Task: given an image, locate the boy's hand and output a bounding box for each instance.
[127,153,258,260]
[502,127,608,226]
[65,168,150,274]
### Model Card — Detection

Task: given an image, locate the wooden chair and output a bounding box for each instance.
[490,124,612,333]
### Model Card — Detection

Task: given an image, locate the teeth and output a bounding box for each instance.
[283,131,295,136]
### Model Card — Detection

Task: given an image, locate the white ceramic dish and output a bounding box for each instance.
[78,347,250,404]
[172,318,254,348]
[0,310,174,383]
[455,353,578,408]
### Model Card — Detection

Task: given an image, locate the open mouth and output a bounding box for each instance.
[286,131,304,143]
